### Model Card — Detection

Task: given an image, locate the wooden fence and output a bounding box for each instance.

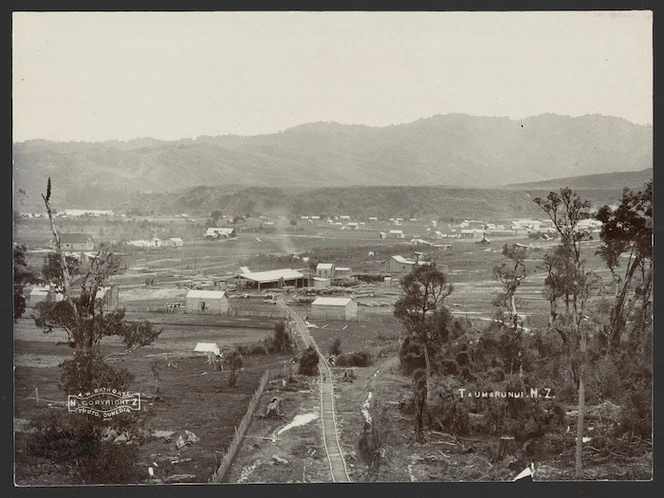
[210,365,292,483]
[231,308,288,319]
[122,305,172,313]
[358,312,398,324]
[182,239,218,246]
[367,341,401,359]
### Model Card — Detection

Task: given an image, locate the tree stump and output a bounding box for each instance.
[498,436,517,459]
[261,397,284,419]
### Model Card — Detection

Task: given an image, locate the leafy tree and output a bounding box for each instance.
[595,181,652,353]
[539,244,575,326]
[211,210,223,225]
[298,346,319,376]
[13,244,39,320]
[272,321,292,353]
[329,337,342,357]
[493,244,528,331]
[534,187,596,479]
[40,252,82,293]
[394,263,453,433]
[226,349,244,387]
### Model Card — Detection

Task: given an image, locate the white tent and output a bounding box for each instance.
[193,342,220,356]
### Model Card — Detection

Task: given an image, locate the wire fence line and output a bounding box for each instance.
[210,365,291,484]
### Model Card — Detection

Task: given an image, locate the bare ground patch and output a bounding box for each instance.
[225,374,331,484]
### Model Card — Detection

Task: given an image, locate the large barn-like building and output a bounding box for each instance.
[237,268,308,291]
[310,297,358,321]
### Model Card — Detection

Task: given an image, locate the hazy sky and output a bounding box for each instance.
[12,10,652,143]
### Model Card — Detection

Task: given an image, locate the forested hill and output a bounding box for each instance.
[13,113,651,211]
[113,185,627,221]
[504,168,652,191]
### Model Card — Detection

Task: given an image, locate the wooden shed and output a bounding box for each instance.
[186,290,230,314]
[310,296,358,321]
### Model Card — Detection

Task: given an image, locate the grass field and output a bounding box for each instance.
[13,316,292,485]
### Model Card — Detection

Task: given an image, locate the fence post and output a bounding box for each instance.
[211,369,272,483]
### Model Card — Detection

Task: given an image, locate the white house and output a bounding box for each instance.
[186,290,229,314]
[576,219,603,232]
[206,227,237,239]
[316,263,335,278]
[511,219,543,230]
[459,229,478,239]
[310,296,358,321]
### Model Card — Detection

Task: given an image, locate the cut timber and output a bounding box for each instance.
[498,436,517,459]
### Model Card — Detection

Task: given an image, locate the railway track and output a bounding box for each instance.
[277,300,351,483]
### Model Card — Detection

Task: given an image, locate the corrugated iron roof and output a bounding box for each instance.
[60,233,93,243]
[186,290,227,299]
[391,255,415,264]
[312,297,353,306]
[239,268,304,283]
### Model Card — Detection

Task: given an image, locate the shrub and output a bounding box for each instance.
[329,337,342,357]
[299,346,319,376]
[26,412,145,484]
[247,343,269,355]
[272,321,291,353]
[336,351,372,367]
[376,330,399,341]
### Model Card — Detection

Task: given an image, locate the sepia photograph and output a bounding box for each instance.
[11,10,653,486]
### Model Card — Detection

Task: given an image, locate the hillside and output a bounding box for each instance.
[12,113,652,211]
[504,168,652,191]
[113,185,626,222]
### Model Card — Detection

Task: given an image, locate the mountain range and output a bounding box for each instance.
[12,113,652,212]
